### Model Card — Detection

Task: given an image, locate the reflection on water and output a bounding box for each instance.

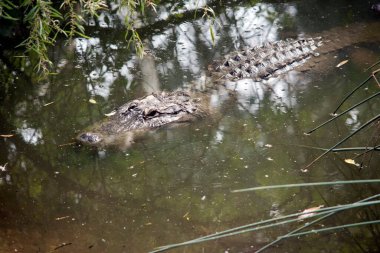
[1,0,380,252]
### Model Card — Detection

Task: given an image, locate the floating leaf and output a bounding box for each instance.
[55,216,70,221]
[0,134,14,138]
[89,98,97,104]
[298,205,324,219]
[0,163,7,172]
[345,158,355,164]
[58,142,76,147]
[43,101,55,106]
[104,111,116,117]
[183,212,190,220]
[336,59,349,68]
[344,158,359,167]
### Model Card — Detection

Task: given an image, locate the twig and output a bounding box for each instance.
[51,242,72,251]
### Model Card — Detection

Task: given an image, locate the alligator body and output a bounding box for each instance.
[77,21,380,148]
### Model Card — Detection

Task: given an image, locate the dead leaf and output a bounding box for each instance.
[53,242,72,250]
[89,98,97,104]
[0,134,14,138]
[55,216,70,221]
[183,212,190,221]
[104,111,116,117]
[0,163,7,172]
[43,101,55,107]
[298,205,324,220]
[344,158,359,167]
[58,142,76,147]
[336,59,349,68]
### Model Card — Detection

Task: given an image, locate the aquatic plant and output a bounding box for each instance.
[0,0,109,72]
[303,65,380,170]
[0,0,220,74]
[150,184,380,252]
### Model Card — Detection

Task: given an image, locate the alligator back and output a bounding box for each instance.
[209,38,322,81]
[209,22,380,82]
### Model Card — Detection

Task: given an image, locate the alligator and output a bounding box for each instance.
[77,21,380,148]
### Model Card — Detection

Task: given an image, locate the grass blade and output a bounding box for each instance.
[281,220,380,238]
[365,59,380,72]
[333,75,373,114]
[306,91,380,134]
[255,193,380,252]
[231,179,380,193]
[303,114,380,170]
[150,198,380,252]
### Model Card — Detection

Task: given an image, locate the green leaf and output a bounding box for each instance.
[24,5,39,21]
[0,12,19,20]
[74,31,91,39]
[209,26,215,45]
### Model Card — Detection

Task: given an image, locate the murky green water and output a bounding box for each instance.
[1,1,380,252]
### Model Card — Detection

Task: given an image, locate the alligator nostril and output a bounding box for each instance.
[79,133,102,144]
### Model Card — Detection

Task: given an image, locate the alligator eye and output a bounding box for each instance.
[128,103,137,111]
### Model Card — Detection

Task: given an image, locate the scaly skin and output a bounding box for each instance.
[209,38,322,81]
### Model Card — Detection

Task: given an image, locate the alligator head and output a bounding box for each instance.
[76,91,208,148]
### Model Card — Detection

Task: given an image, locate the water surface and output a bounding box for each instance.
[1,0,380,252]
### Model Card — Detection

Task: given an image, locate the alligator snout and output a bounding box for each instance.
[77,132,103,145]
